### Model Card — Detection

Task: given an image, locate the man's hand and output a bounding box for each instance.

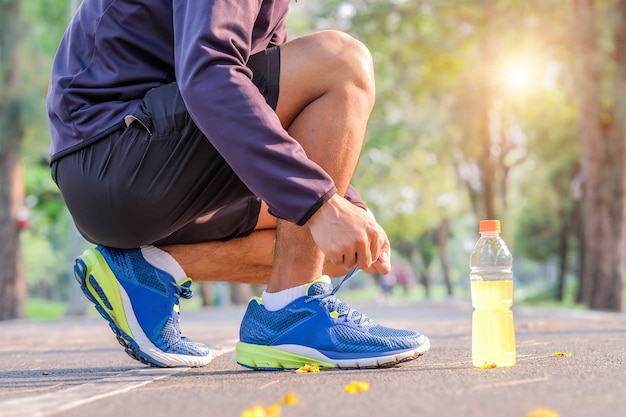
[308,194,391,275]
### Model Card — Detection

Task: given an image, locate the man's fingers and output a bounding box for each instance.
[369,231,382,268]
[363,256,390,275]
[308,195,391,273]
[340,253,353,268]
[350,238,370,270]
[370,231,391,275]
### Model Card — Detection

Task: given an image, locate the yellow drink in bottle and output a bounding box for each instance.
[470,220,516,368]
[471,279,516,367]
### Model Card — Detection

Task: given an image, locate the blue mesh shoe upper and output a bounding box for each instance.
[239,270,427,359]
[96,246,209,357]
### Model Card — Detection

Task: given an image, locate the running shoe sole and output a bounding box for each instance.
[236,338,431,370]
[74,248,212,368]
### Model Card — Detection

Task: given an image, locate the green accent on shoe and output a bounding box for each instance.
[306,275,331,293]
[235,342,336,370]
[178,277,193,287]
[79,248,134,338]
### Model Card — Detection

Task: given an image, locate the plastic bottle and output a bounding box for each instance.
[470,219,516,368]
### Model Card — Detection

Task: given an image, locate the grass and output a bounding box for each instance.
[24,284,208,320]
[21,281,617,321]
[515,282,587,309]
[26,298,67,320]
[341,280,595,311]
[341,282,460,304]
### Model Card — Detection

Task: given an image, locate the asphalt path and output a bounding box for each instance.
[1,299,625,417]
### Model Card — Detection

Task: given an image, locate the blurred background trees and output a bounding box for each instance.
[1,0,27,319]
[1,0,624,319]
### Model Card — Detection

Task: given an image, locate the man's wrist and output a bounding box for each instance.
[298,188,338,226]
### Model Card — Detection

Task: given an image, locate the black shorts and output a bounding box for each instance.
[52,47,281,248]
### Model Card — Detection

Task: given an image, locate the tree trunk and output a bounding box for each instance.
[575,194,586,304]
[436,219,453,296]
[229,283,262,305]
[419,270,431,298]
[607,0,626,311]
[0,157,26,320]
[574,0,624,311]
[199,282,213,306]
[556,208,571,301]
[0,0,26,320]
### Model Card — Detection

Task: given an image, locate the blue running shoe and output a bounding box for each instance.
[236,270,430,370]
[74,246,212,367]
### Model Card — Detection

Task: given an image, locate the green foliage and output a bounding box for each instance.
[299,0,587,299]
[26,297,67,319]
[12,0,618,307]
[14,0,81,300]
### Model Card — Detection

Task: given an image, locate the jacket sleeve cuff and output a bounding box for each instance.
[344,184,367,211]
[295,187,338,226]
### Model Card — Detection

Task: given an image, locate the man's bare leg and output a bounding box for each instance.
[162,31,375,288]
[234,29,430,368]
[266,30,376,291]
[161,202,351,283]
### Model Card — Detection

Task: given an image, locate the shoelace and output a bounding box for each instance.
[172,279,194,300]
[306,266,373,326]
[169,279,194,338]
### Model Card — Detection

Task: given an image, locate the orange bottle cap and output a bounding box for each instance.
[479,220,501,233]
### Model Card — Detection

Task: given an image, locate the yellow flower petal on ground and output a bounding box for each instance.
[241,392,299,417]
[523,406,560,417]
[355,381,370,392]
[551,352,572,357]
[282,392,299,405]
[345,381,370,393]
[345,384,358,394]
[295,363,320,373]
[264,404,282,417]
[240,405,268,417]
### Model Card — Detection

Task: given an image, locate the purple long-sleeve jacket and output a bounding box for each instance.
[47,0,365,225]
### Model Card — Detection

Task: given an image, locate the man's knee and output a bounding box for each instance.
[277,30,376,126]
[316,30,375,101]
